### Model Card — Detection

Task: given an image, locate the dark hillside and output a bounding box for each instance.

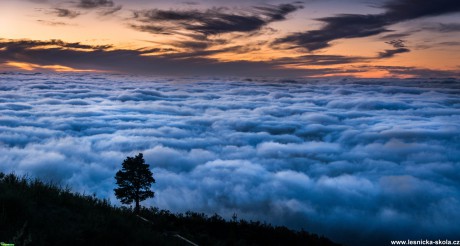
[0,173,340,246]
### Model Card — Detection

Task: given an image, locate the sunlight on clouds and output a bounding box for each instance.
[352,69,409,79]
[5,61,101,72]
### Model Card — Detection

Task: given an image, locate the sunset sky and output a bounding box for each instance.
[1,0,459,77]
[2,2,460,244]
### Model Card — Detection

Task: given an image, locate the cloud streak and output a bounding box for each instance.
[53,8,81,18]
[40,0,122,18]
[131,4,301,37]
[76,0,123,15]
[424,23,460,33]
[0,74,459,246]
[274,0,460,51]
[377,39,410,58]
[377,48,410,58]
[78,0,114,9]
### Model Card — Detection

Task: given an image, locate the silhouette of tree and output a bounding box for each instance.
[114,153,155,213]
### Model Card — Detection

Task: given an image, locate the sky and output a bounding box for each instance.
[1,73,459,246]
[1,0,459,77]
[1,1,460,245]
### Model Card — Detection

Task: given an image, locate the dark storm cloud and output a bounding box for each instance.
[380,32,412,40]
[0,38,344,77]
[130,24,170,35]
[53,8,80,18]
[274,0,460,51]
[0,74,459,246]
[132,3,301,36]
[273,14,390,51]
[426,23,460,33]
[377,48,410,58]
[382,0,460,21]
[0,39,112,51]
[358,65,460,78]
[37,0,122,18]
[272,54,367,66]
[383,66,460,78]
[77,0,114,9]
[385,39,406,48]
[99,5,123,15]
[174,40,211,50]
[377,39,410,58]
[76,0,123,16]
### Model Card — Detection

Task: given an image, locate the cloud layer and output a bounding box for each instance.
[0,74,459,245]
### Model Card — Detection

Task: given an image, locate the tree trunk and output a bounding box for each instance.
[135,187,140,214]
[135,197,140,214]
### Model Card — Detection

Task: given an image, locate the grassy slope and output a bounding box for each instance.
[0,173,340,246]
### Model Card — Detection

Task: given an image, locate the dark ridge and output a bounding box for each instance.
[0,172,340,246]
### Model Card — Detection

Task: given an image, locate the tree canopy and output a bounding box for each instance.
[114,153,155,213]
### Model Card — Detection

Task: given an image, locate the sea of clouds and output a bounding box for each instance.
[1,73,459,245]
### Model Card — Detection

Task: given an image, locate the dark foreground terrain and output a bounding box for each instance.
[0,173,340,246]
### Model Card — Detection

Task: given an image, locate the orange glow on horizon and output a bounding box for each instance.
[5,61,102,73]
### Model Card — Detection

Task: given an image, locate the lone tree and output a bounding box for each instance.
[114,153,155,213]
